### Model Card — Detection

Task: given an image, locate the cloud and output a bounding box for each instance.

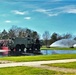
[52,5,76,14]
[48,13,58,16]
[66,9,76,14]
[5,20,11,23]
[12,10,28,15]
[61,5,76,14]
[24,17,31,20]
[35,9,48,13]
[34,5,76,17]
[34,8,58,16]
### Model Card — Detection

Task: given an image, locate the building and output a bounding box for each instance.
[50,39,76,48]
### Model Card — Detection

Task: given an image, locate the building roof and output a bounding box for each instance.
[50,39,76,47]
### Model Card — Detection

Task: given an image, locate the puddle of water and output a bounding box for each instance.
[41,50,76,55]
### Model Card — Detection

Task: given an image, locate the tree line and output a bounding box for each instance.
[0,26,39,40]
[0,26,76,47]
[42,31,76,47]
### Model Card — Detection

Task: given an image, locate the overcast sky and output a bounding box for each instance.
[0,0,76,37]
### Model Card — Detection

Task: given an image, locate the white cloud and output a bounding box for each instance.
[12,10,28,15]
[48,13,58,16]
[66,9,76,14]
[50,5,76,14]
[34,8,58,16]
[61,5,76,14]
[5,20,11,23]
[65,9,76,14]
[35,9,48,13]
[34,5,76,17]
[24,17,31,20]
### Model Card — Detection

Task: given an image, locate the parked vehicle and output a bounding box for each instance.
[7,36,42,56]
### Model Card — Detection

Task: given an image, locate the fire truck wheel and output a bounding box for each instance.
[15,44,21,51]
[20,44,25,52]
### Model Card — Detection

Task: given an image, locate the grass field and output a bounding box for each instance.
[0,66,75,75]
[0,54,76,62]
[44,62,76,69]
[41,46,76,50]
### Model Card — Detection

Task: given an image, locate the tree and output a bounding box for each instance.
[31,31,39,39]
[43,31,50,47]
[74,37,76,40]
[9,25,39,39]
[25,28,31,36]
[18,31,23,38]
[8,29,16,38]
[50,32,59,44]
[0,31,2,39]
[18,29,26,38]
[9,25,26,38]
[62,33,72,39]
[1,29,8,39]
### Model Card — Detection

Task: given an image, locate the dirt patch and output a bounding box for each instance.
[36,65,76,73]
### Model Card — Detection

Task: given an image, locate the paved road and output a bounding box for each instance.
[0,59,76,73]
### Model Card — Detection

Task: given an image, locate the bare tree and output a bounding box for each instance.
[8,29,16,38]
[9,25,39,39]
[62,33,72,39]
[43,31,50,47]
[9,25,26,38]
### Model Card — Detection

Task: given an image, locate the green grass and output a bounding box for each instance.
[0,66,75,75]
[0,54,76,62]
[44,62,76,69]
[41,46,76,50]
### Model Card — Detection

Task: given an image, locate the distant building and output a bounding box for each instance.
[73,44,76,47]
[50,39,76,48]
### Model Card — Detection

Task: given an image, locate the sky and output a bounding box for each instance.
[0,0,76,38]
